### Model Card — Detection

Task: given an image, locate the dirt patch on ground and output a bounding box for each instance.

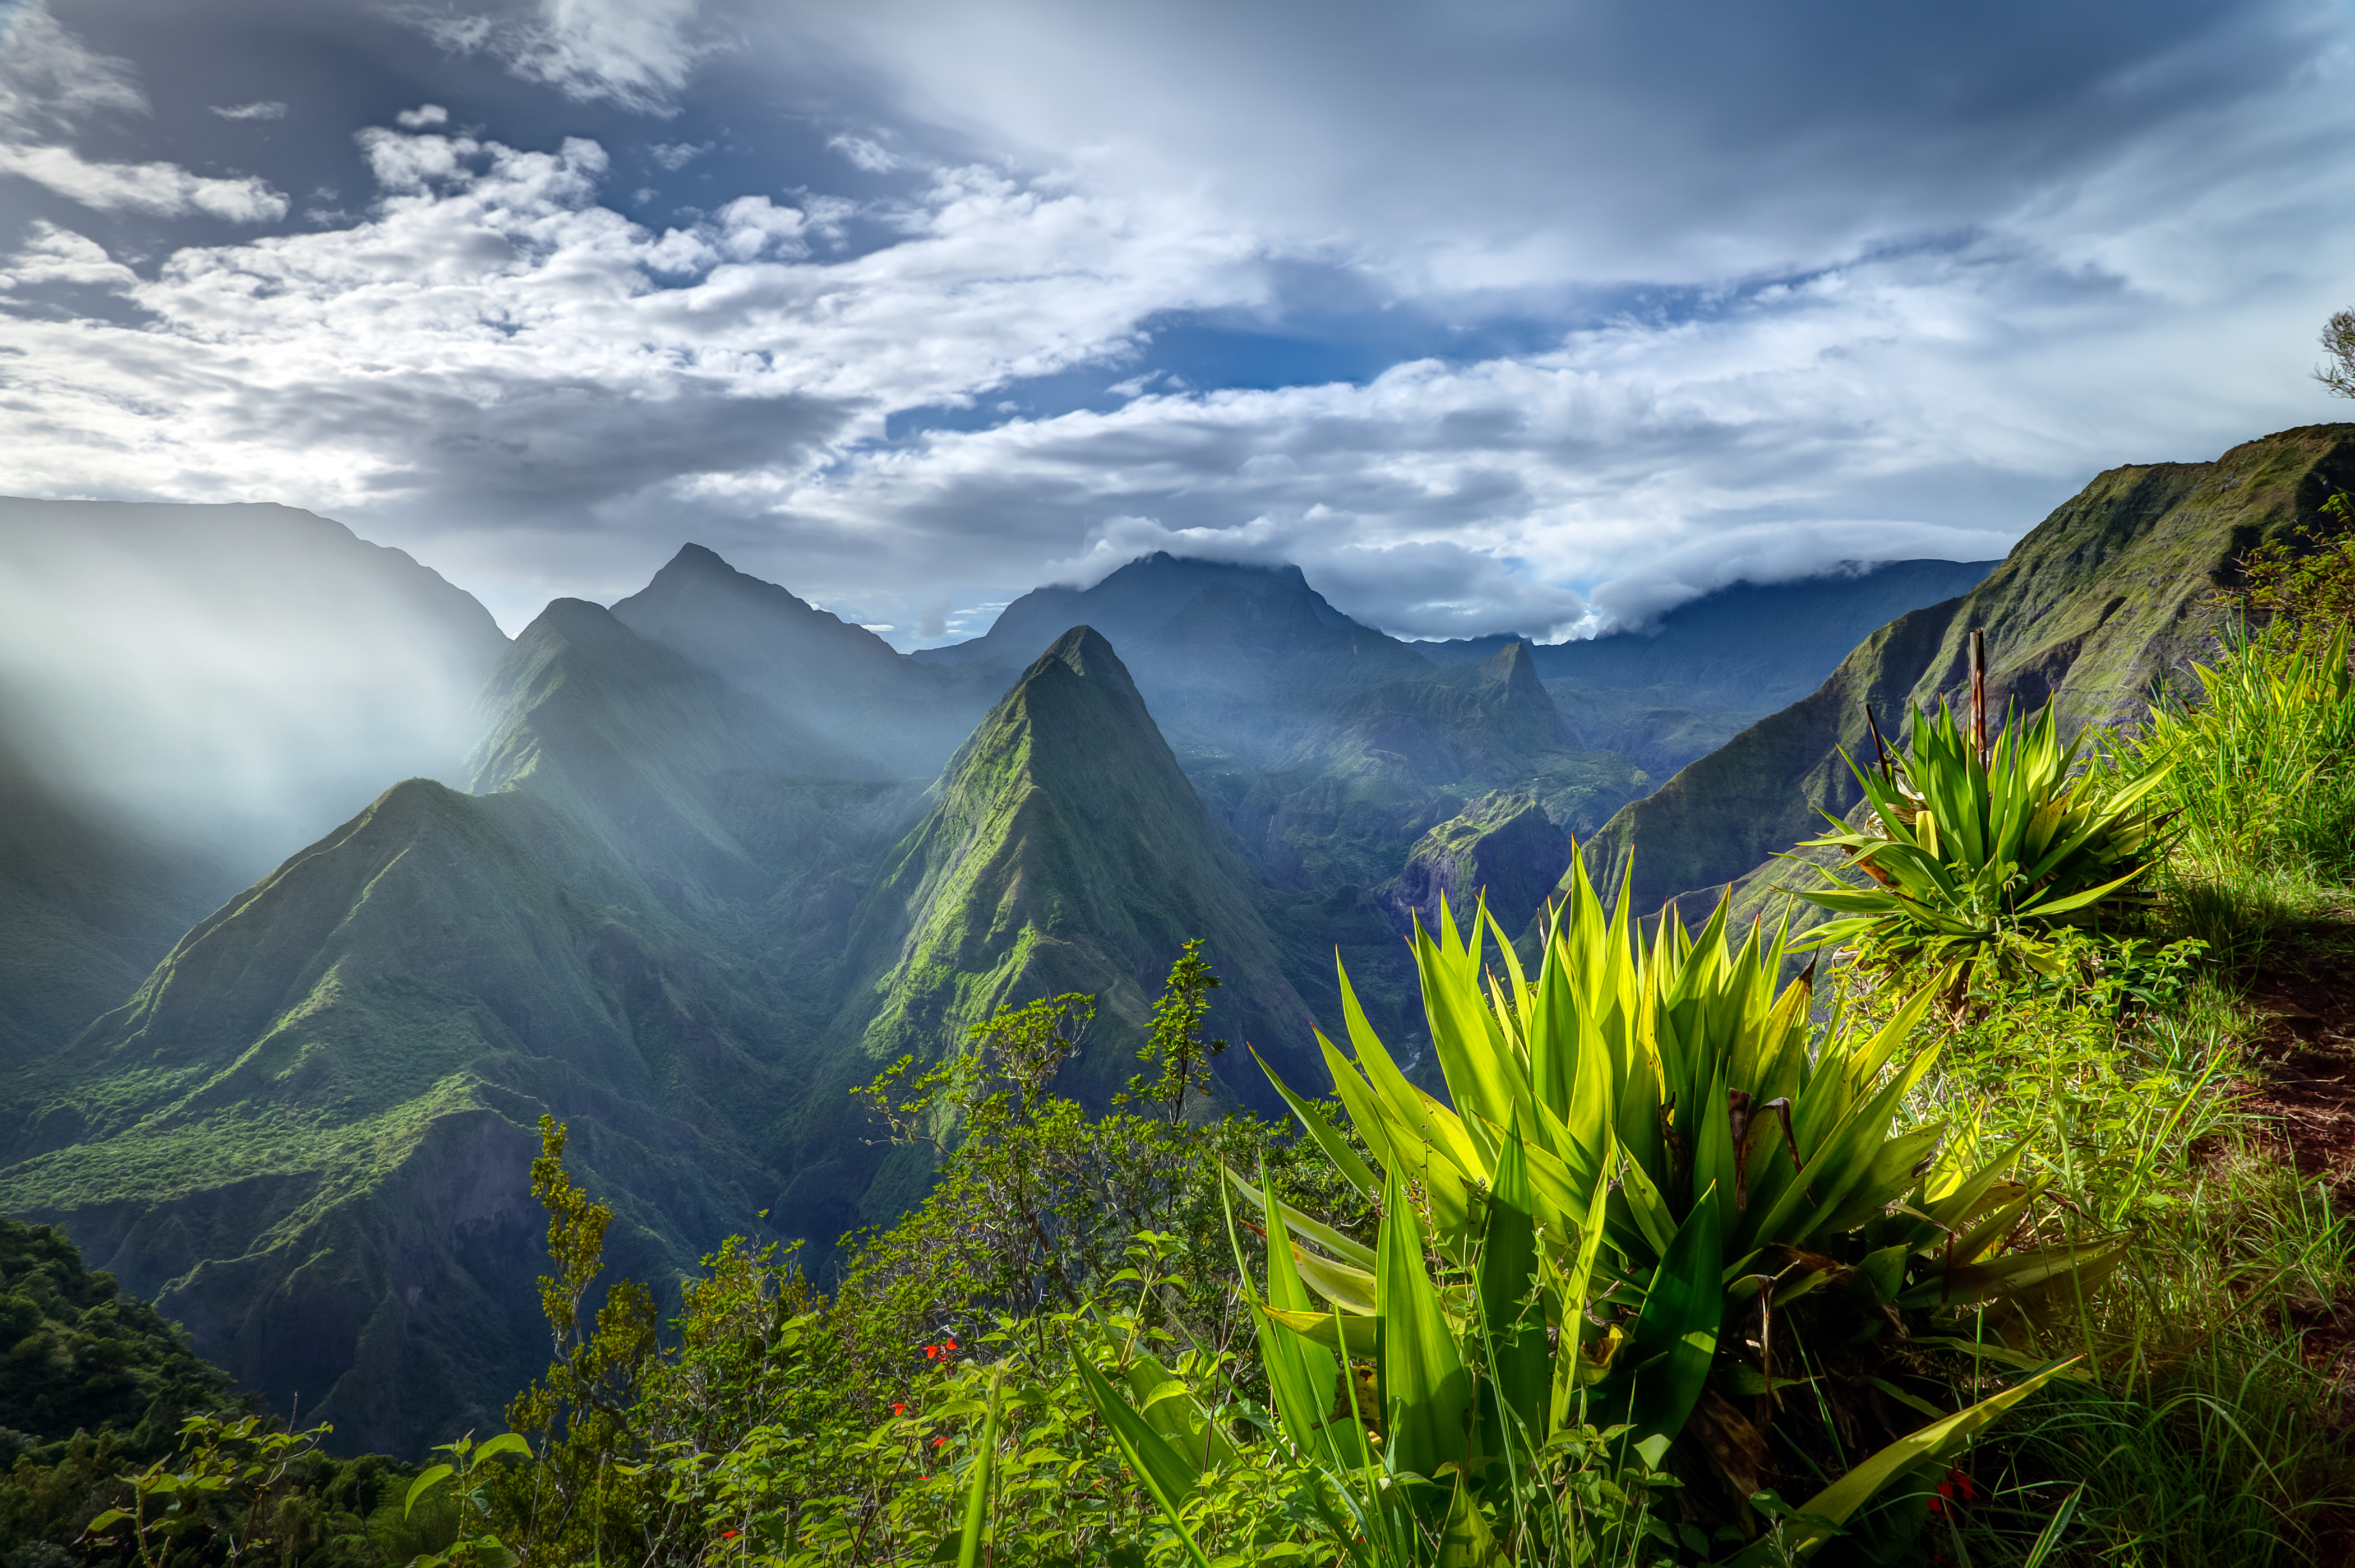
[2235,938,2355,1564]
[2242,956,2355,1187]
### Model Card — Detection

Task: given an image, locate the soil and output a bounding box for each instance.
[2242,955,2355,1187]
[2236,933,2355,1564]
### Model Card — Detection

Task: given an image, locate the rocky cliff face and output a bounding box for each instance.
[1384,793,1571,937]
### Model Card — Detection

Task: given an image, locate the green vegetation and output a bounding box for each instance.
[1793,692,2174,989]
[0,1216,431,1568]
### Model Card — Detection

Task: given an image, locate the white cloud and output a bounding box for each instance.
[0,142,289,220]
[744,209,2352,638]
[399,0,713,114]
[648,138,710,170]
[766,0,2345,291]
[0,117,1270,624]
[0,220,137,288]
[0,4,288,221]
[828,133,900,173]
[210,100,288,121]
[0,2,145,136]
[4,1,2355,642]
[396,103,450,128]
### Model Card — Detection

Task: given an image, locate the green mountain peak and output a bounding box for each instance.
[828,625,1317,1182]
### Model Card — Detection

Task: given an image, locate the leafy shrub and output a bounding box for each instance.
[1120,867,2116,1562]
[1793,698,2173,991]
[2122,620,2355,892]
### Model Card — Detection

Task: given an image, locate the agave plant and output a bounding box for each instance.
[1085,859,2115,1562]
[1790,696,2172,987]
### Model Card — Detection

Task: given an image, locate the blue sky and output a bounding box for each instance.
[2,0,2352,644]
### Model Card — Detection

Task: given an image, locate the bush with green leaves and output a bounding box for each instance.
[2122,619,2355,895]
[1791,697,2173,991]
[1089,865,2114,1564]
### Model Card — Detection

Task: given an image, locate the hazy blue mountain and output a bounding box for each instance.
[1418,559,1999,778]
[0,724,233,1070]
[1419,559,2002,703]
[915,553,1435,764]
[611,545,990,777]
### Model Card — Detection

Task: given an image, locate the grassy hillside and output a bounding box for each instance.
[1585,423,2355,915]
[837,627,1320,1126]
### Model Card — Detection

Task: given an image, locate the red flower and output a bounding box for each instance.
[932,1435,948,1448]
[719,1530,742,1541]
[1928,1468,1979,1519]
[923,1345,939,1361]
[892,1402,906,1416]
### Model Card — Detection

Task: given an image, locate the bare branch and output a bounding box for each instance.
[2319,308,2355,399]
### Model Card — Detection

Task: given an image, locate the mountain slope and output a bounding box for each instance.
[1582,424,2355,917]
[0,602,906,1458]
[828,628,1320,1163]
[611,545,986,776]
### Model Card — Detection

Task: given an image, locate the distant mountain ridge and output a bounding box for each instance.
[915,552,1436,765]
[613,545,990,778]
[1417,559,2001,707]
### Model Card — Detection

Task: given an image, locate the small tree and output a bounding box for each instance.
[1121,936,1227,1126]
[2319,307,2355,399]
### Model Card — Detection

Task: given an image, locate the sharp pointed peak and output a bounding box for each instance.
[1005,624,1144,704]
[1041,623,1121,672]
[664,542,737,575]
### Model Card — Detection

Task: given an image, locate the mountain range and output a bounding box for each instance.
[4,432,2310,1456]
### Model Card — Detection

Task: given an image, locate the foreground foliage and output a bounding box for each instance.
[1794,696,2173,991]
[1131,865,2098,1564]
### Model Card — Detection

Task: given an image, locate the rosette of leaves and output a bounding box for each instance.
[1791,699,2173,988]
[1089,864,2113,1564]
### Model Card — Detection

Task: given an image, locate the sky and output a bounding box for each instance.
[1,0,2352,646]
